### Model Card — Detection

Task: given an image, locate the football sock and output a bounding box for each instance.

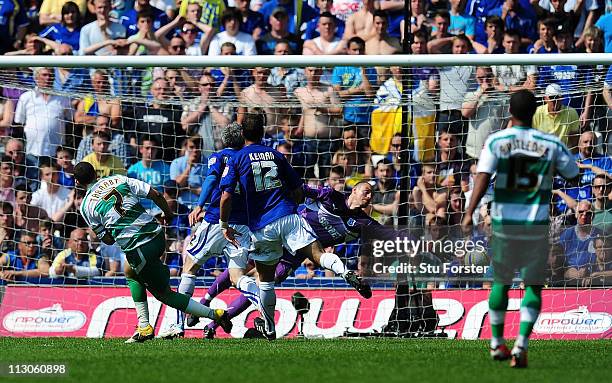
[200,268,232,306]
[488,282,511,347]
[516,285,542,350]
[259,281,277,334]
[237,275,261,308]
[185,298,216,320]
[275,261,293,282]
[319,252,347,276]
[176,273,196,327]
[127,277,150,327]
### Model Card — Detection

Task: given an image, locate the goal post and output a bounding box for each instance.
[0,53,611,339]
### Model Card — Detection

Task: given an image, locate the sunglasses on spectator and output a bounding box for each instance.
[171,44,186,50]
[182,28,197,34]
[391,144,402,148]
[21,241,37,246]
[577,210,593,215]
[199,82,212,87]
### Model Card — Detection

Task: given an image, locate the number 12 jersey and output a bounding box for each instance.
[221,143,303,231]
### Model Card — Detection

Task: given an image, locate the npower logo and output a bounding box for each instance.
[3,304,87,333]
[534,306,612,334]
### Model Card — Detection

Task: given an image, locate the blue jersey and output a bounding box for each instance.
[40,23,81,50]
[204,148,248,225]
[220,143,302,230]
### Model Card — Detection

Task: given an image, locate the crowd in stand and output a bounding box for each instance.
[0,0,612,287]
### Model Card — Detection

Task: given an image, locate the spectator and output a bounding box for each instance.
[4,32,45,56]
[294,66,343,178]
[181,72,230,155]
[538,27,583,111]
[472,15,505,54]
[595,7,612,53]
[428,10,454,54]
[533,0,579,37]
[155,14,215,56]
[461,66,506,159]
[4,138,39,190]
[527,17,558,54]
[343,0,375,40]
[169,135,207,208]
[209,42,251,102]
[14,67,72,158]
[267,40,307,97]
[208,7,257,56]
[82,130,127,177]
[409,162,446,218]
[303,0,345,40]
[331,37,376,136]
[303,12,346,55]
[371,158,399,225]
[30,164,72,219]
[574,131,612,198]
[76,115,130,166]
[126,10,163,55]
[0,156,16,206]
[0,0,29,55]
[79,0,128,55]
[234,0,266,40]
[0,231,50,281]
[435,129,471,192]
[259,0,318,35]
[238,67,287,140]
[591,175,612,235]
[13,184,49,232]
[365,10,400,56]
[35,218,63,260]
[491,29,537,93]
[437,35,475,143]
[132,77,184,161]
[50,228,102,278]
[489,0,537,46]
[38,0,87,27]
[257,6,302,54]
[55,147,75,188]
[532,83,580,148]
[560,200,602,284]
[0,202,18,253]
[448,0,475,39]
[326,165,346,191]
[579,27,606,132]
[74,69,121,128]
[446,186,466,229]
[120,0,169,36]
[39,1,83,51]
[585,236,612,286]
[164,68,196,102]
[33,43,92,94]
[127,135,171,211]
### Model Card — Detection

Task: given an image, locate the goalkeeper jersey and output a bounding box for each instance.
[80,175,162,252]
[477,126,579,237]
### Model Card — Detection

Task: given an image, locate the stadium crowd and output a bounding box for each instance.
[0,0,612,287]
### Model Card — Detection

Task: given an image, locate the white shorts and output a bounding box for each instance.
[184,221,251,270]
[250,214,317,264]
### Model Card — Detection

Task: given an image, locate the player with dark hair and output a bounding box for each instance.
[74,161,232,343]
[463,90,579,367]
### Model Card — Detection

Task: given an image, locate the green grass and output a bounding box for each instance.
[0,338,610,383]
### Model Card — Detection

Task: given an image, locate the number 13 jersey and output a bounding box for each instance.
[478,126,579,229]
[221,143,303,231]
[80,175,161,251]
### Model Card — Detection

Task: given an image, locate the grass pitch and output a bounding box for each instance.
[0,338,609,383]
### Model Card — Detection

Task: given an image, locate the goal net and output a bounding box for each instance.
[0,54,610,339]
